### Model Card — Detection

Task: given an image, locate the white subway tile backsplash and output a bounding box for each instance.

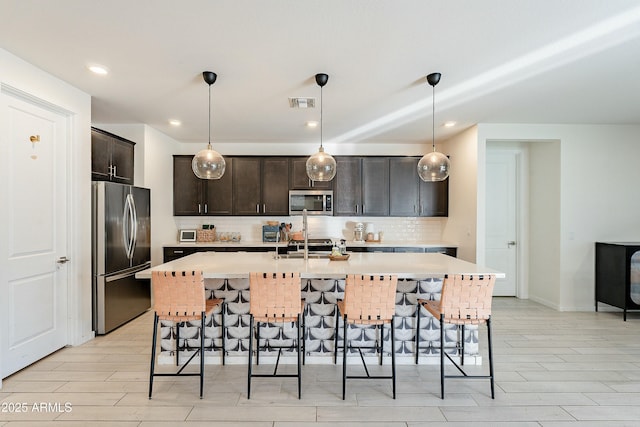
[174,216,445,243]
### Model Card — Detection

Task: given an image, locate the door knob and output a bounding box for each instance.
[57,256,70,264]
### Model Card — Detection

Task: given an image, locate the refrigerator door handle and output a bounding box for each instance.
[122,194,131,259]
[123,193,135,260]
[129,193,138,259]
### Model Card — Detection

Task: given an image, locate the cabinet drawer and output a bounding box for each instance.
[163,247,199,262]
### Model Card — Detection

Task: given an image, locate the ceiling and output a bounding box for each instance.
[2,0,640,147]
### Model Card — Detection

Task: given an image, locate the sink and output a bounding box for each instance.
[274,251,331,259]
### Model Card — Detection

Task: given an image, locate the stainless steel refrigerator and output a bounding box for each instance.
[92,181,151,334]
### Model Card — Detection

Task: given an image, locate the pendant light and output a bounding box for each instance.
[306,73,336,182]
[417,72,450,182]
[192,71,226,180]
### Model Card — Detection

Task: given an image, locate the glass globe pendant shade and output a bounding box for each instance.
[192,143,226,179]
[417,150,450,182]
[192,70,225,180]
[306,146,336,181]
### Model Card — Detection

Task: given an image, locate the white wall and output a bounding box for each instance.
[528,140,561,308]
[478,123,640,311]
[142,126,181,265]
[0,48,93,350]
[441,126,479,262]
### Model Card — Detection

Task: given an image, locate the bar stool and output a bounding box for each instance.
[149,271,225,399]
[334,274,398,400]
[247,272,304,399]
[415,274,496,399]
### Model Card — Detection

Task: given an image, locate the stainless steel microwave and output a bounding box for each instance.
[289,190,333,215]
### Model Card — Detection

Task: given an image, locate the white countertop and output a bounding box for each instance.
[138,251,502,279]
[167,240,457,248]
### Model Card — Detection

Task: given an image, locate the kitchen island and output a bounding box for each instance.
[138,251,503,365]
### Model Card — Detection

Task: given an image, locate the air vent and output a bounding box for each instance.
[289,97,316,108]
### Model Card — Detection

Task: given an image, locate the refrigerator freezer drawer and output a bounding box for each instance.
[94,267,151,334]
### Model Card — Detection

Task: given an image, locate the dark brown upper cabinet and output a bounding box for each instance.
[289,157,333,190]
[91,127,135,184]
[233,157,289,215]
[389,157,448,217]
[334,156,389,216]
[173,155,233,216]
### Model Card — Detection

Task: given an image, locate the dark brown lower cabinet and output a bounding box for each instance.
[163,246,283,263]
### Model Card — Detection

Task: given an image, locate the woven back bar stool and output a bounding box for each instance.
[248,272,304,399]
[334,274,398,400]
[149,271,225,399]
[415,274,496,399]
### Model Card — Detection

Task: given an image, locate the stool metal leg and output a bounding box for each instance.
[175,322,180,366]
[460,324,465,366]
[439,315,445,399]
[302,303,306,366]
[379,324,383,366]
[149,313,159,399]
[415,303,421,364]
[342,314,348,400]
[487,317,495,399]
[199,312,205,399]
[297,313,302,399]
[247,315,254,399]
[221,302,226,366]
[391,317,396,399]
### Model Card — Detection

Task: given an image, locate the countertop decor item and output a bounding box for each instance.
[306,73,336,182]
[417,72,450,182]
[192,71,226,180]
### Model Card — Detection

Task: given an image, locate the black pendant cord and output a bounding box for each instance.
[432,83,435,153]
[320,84,324,149]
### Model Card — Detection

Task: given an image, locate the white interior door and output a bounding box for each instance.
[0,91,69,378]
[486,151,518,296]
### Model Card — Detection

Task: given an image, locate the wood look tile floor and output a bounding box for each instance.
[2,298,640,426]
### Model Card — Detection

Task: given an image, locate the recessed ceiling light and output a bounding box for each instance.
[169,119,182,126]
[444,121,456,127]
[306,121,319,128]
[87,64,109,75]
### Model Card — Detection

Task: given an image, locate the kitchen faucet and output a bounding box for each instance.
[303,208,308,260]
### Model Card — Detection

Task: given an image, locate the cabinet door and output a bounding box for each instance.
[289,157,333,189]
[204,157,233,215]
[233,157,262,215]
[420,178,449,216]
[110,137,135,184]
[91,129,112,180]
[262,157,289,215]
[362,157,389,216]
[173,155,203,216]
[389,157,420,216]
[334,157,362,216]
